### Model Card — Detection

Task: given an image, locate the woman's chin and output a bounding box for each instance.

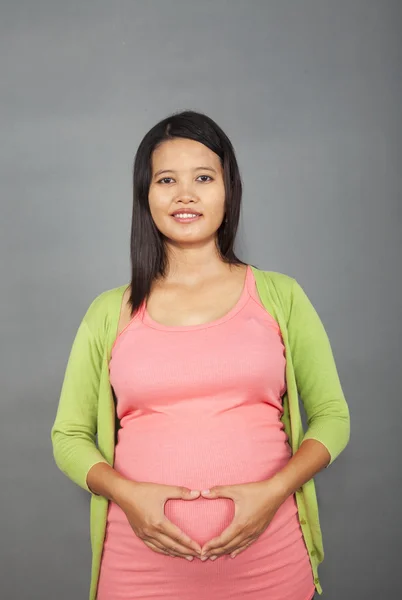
[163,230,218,248]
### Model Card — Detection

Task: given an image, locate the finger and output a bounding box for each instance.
[229,540,254,558]
[200,486,235,500]
[143,540,174,557]
[167,486,201,501]
[202,522,244,555]
[161,518,202,554]
[143,540,194,562]
[208,533,252,557]
[152,531,199,558]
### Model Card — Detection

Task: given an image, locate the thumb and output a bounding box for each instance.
[168,486,200,500]
[201,485,233,499]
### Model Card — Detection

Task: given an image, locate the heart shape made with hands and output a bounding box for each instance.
[164,495,235,547]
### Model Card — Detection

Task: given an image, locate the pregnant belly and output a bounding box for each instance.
[112,417,292,546]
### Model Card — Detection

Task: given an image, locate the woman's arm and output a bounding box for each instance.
[86,462,132,500]
[268,277,351,497]
[285,278,351,466]
[51,316,109,493]
[269,439,330,501]
[251,279,350,518]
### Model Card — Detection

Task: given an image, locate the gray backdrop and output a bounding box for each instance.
[1,1,401,598]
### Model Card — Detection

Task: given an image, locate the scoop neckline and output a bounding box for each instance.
[141,265,252,332]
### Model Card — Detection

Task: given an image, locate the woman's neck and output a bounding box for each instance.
[163,242,235,285]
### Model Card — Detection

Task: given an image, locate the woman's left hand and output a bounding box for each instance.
[200,479,286,560]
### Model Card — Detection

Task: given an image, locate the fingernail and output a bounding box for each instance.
[201,489,210,494]
[201,556,208,561]
[190,490,199,496]
[185,556,194,561]
[209,555,217,561]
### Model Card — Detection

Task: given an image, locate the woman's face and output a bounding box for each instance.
[148,138,226,246]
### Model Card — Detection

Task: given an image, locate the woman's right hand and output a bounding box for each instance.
[116,480,202,561]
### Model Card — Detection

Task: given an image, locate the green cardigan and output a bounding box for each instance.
[51,266,350,599]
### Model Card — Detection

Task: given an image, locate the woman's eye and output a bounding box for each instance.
[157,175,212,184]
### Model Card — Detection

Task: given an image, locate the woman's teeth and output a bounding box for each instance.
[173,213,200,219]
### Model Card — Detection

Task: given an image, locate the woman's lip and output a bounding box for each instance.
[171,214,202,222]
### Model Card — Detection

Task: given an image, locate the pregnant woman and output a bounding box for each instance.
[51,110,350,600]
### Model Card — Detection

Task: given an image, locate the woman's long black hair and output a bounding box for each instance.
[128,109,245,316]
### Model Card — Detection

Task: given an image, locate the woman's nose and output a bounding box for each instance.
[174,187,198,203]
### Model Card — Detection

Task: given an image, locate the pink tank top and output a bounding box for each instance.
[97,265,315,600]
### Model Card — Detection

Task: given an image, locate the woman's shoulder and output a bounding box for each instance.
[250,265,296,290]
[82,283,129,330]
[250,266,304,322]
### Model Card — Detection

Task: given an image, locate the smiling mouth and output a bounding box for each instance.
[171,212,202,222]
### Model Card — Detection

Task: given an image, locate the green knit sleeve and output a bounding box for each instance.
[51,312,109,493]
[287,278,350,465]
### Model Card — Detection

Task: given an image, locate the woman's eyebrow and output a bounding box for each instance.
[194,166,217,173]
[154,166,217,177]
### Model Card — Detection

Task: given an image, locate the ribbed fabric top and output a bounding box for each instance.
[96,266,315,600]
